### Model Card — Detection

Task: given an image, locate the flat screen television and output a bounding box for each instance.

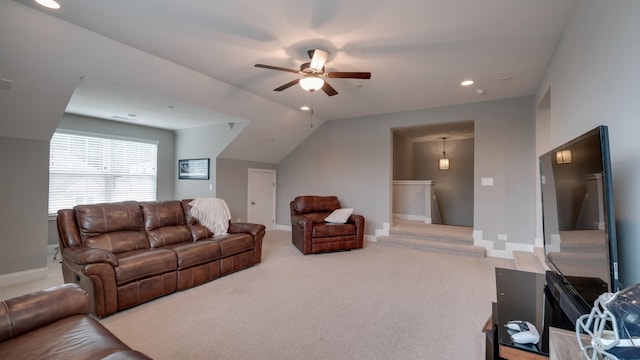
[539,125,621,325]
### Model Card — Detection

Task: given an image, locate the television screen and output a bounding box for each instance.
[539,125,620,320]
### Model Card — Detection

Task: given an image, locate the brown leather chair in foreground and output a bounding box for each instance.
[290,195,365,255]
[0,284,151,359]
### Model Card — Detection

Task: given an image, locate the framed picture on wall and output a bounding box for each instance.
[178,158,210,180]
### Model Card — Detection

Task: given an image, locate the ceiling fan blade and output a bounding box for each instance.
[309,49,329,71]
[322,81,338,96]
[326,72,372,79]
[255,64,301,74]
[274,79,300,91]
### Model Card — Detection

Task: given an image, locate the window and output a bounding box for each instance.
[49,129,158,215]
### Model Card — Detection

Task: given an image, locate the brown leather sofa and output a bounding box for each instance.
[57,199,265,318]
[0,283,151,359]
[290,195,365,254]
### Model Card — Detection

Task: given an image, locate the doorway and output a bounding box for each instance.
[391,121,475,227]
[247,168,276,229]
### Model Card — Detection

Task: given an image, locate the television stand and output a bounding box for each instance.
[485,268,589,359]
[485,268,549,359]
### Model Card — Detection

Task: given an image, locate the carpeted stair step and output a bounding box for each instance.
[388,228,473,245]
[377,235,486,258]
[512,250,546,273]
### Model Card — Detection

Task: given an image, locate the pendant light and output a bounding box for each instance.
[439,137,450,170]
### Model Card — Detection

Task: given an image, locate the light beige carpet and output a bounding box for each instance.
[96,231,514,360]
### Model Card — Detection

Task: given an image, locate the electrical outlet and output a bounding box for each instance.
[498,234,508,241]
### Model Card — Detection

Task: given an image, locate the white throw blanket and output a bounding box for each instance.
[189,198,231,236]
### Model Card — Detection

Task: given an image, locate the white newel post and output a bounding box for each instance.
[425,180,435,224]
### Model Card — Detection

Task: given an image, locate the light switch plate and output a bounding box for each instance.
[481,177,494,186]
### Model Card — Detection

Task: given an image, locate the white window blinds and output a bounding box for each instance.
[49,129,158,215]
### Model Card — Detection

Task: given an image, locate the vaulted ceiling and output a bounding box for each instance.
[5,0,576,162]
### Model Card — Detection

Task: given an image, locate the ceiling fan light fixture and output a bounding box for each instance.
[299,77,324,92]
[309,49,329,71]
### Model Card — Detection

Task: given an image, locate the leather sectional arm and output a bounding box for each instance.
[0,284,89,342]
[229,222,266,237]
[349,214,366,247]
[62,246,118,267]
[61,247,119,318]
[349,214,365,227]
[289,215,314,254]
[290,215,312,228]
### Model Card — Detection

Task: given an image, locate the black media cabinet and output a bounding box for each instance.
[485,268,550,360]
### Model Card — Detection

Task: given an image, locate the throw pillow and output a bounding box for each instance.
[325,208,354,224]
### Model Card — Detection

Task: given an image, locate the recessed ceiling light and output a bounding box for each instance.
[35,0,60,9]
[300,106,310,111]
[461,80,474,86]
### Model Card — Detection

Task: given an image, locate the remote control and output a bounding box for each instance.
[505,320,540,345]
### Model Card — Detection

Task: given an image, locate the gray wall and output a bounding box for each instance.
[46,113,177,245]
[0,137,49,274]
[277,96,536,248]
[535,1,640,287]
[216,158,277,222]
[11,1,639,284]
[174,123,246,200]
[413,138,474,226]
[392,132,413,179]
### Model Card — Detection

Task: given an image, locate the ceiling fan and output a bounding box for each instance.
[255,49,371,96]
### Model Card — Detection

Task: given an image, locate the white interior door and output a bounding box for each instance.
[247,168,276,229]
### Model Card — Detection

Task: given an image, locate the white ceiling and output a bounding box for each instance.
[11,0,575,146]
[394,121,475,142]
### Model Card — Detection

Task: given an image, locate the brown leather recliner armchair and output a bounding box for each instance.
[290,195,365,254]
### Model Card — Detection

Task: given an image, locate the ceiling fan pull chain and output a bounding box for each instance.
[309,92,314,128]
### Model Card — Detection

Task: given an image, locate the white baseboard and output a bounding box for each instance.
[375,222,391,237]
[365,234,377,243]
[473,230,537,259]
[534,236,544,248]
[393,214,425,222]
[0,246,55,288]
[0,266,49,288]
